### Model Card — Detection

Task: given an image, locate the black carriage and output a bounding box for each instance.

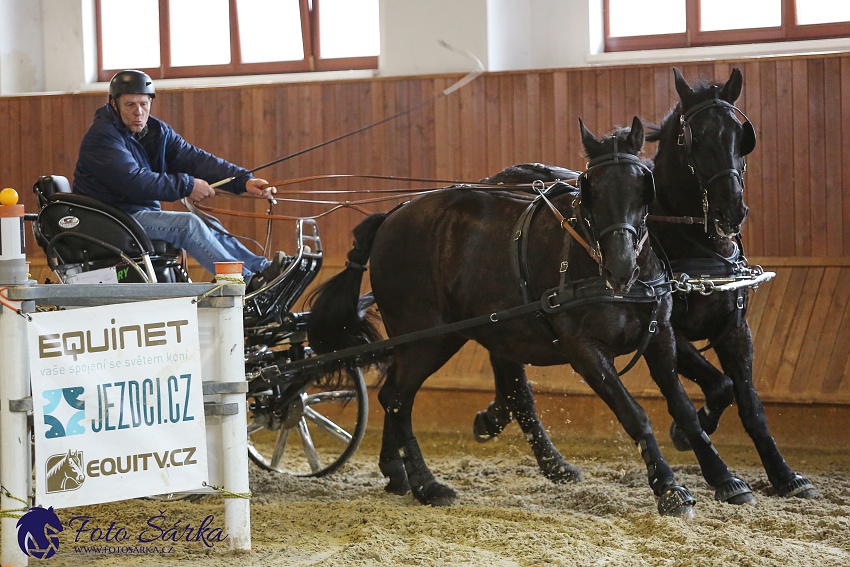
[29,174,368,478]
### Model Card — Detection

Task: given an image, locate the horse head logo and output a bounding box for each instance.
[45,449,85,493]
[16,506,63,559]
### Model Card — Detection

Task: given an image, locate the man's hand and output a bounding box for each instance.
[189,179,216,202]
[245,178,277,200]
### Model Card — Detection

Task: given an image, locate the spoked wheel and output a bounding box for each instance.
[247,367,368,476]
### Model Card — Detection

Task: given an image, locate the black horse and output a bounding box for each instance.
[474,68,816,500]
[309,117,751,516]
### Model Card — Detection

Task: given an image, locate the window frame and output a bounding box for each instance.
[604,0,850,53]
[96,0,378,81]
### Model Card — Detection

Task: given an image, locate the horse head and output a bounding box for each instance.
[668,67,755,237]
[65,450,84,484]
[578,116,654,294]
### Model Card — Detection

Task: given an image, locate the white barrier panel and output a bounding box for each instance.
[0,283,251,566]
[28,298,209,507]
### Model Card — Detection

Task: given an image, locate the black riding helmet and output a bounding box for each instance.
[108,70,155,101]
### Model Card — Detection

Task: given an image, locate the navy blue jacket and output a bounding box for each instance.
[73,104,249,213]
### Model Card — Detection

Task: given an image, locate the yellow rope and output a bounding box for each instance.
[1,485,30,519]
[202,481,251,499]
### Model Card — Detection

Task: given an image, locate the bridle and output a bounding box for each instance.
[535,147,653,269]
[677,97,757,232]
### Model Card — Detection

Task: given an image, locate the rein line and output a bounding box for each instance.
[271,276,671,377]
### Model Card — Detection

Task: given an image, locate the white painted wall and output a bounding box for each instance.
[0,0,45,94]
[1,0,595,95]
[0,1,847,95]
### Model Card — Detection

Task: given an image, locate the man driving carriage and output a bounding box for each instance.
[73,69,285,291]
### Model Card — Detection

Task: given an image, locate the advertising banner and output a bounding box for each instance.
[28,298,208,508]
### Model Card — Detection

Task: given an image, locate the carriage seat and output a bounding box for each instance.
[32,175,184,282]
[33,175,170,255]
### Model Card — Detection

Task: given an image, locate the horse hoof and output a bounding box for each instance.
[668,421,692,452]
[384,477,410,496]
[542,462,583,484]
[417,482,457,507]
[379,459,410,496]
[715,477,756,505]
[779,474,819,499]
[658,485,697,518]
[472,411,497,443]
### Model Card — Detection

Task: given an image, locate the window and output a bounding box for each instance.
[97,0,379,81]
[605,0,850,52]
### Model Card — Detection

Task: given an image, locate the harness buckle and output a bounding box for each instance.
[559,260,569,273]
[736,296,744,310]
[648,320,658,333]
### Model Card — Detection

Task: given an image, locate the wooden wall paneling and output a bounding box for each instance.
[772,266,823,396]
[653,66,672,134]
[21,98,44,208]
[1,99,22,193]
[434,77,458,180]
[807,59,828,256]
[803,267,847,392]
[621,67,640,131]
[774,60,795,257]
[752,266,794,389]
[594,68,612,132]
[495,74,513,170]
[458,71,485,181]
[536,71,555,166]
[791,59,810,256]
[578,70,599,136]
[550,70,571,167]
[757,60,778,256]
[482,75,500,174]
[607,67,624,127]
[409,79,435,179]
[565,70,585,168]
[526,73,543,164]
[764,268,809,392]
[742,60,763,255]
[823,57,844,257]
[827,289,850,395]
[507,74,529,165]
[843,57,850,256]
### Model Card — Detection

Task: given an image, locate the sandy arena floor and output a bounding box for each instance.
[18,419,850,567]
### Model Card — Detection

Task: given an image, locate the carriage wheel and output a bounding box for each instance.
[246,367,368,476]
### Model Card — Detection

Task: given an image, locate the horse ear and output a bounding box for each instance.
[721,68,743,103]
[673,67,694,102]
[579,117,600,154]
[627,116,644,152]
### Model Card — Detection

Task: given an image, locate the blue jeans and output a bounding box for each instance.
[131,210,270,280]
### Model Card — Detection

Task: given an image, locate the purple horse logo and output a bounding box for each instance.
[17,506,63,559]
[45,450,85,493]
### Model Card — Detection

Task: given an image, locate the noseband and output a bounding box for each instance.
[678,97,756,231]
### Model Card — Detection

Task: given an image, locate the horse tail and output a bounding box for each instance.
[307,213,388,355]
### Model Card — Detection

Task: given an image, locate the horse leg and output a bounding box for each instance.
[481,355,582,483]
[713,322,818,499]
[643,329,755,506]
[668,333,735,451]
[377,336,466,506]
[570,347,695,517]
[472,361,515,441]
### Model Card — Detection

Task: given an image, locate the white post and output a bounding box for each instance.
[0,196,32,567]
[0,306,32,567]
[215,301,251,550]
